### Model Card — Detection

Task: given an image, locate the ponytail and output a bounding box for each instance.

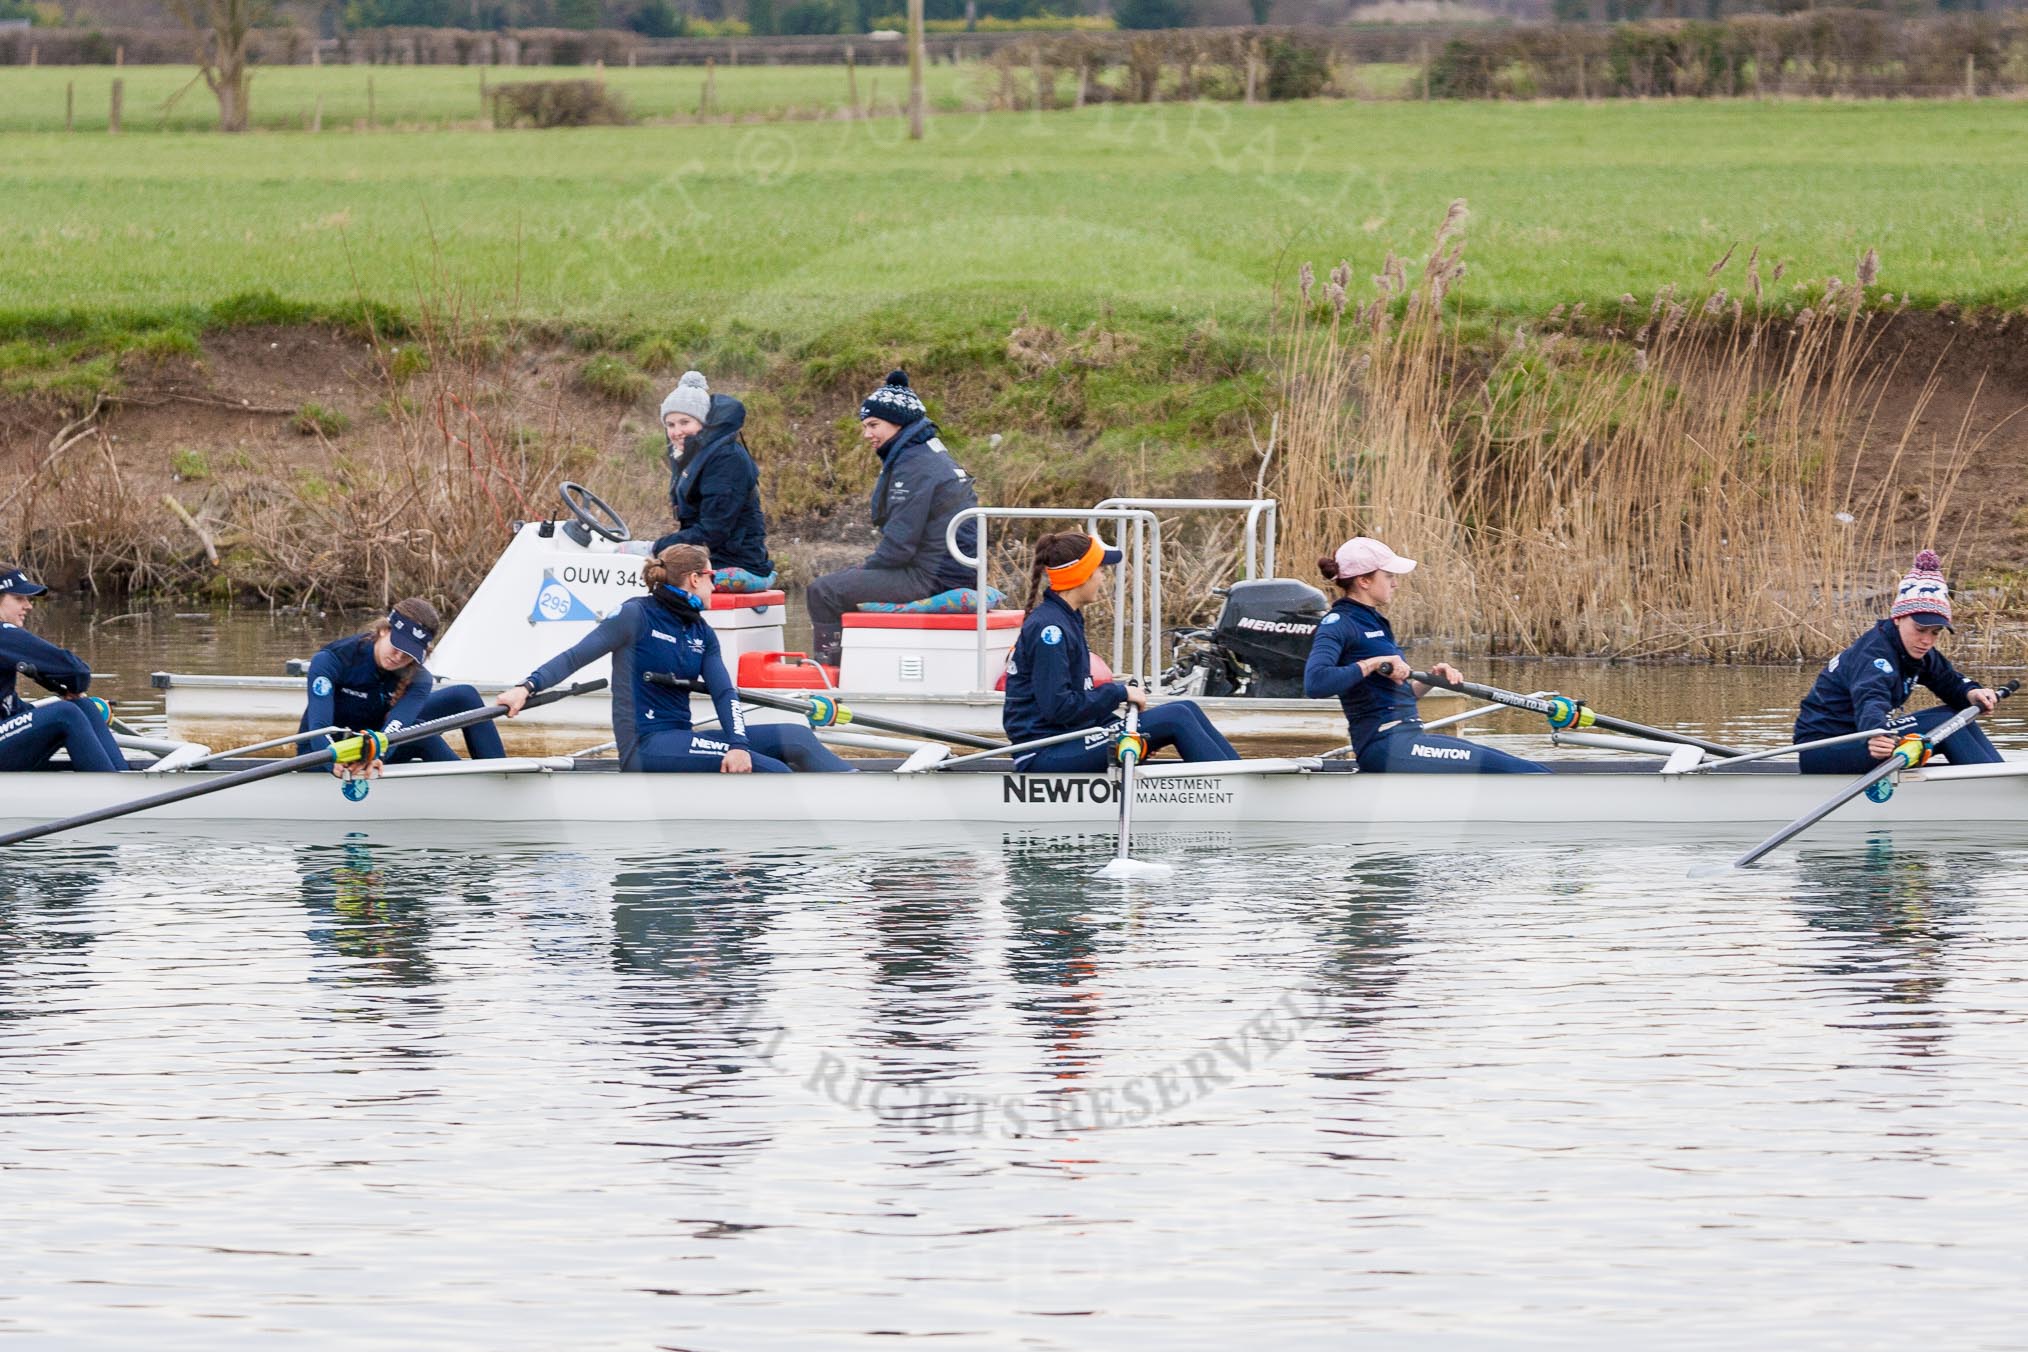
[1028,531,1095,609]
[644,543,712,592]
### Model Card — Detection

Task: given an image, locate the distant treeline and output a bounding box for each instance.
[0,19,1443,66]
[1425,9,2028,97]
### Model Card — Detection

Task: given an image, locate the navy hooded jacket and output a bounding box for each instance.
[657,393,772,577]
[1302,598,1422,754]
[522,587,747,770]
[1795,618,1980,743]
[1002,591,1126,746]
[0,622,94,719]
[865,418,979,589]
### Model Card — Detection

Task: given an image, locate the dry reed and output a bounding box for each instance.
[1275,204,2004,662]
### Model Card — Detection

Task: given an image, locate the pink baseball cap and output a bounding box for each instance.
[1333,537,1417,577]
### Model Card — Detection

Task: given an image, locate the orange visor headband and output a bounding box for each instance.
[1046,536,1120,591]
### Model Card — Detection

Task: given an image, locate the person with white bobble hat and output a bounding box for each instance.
[651,370,775,589]
[1793,548,2005,774]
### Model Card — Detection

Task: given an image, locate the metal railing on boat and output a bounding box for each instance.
[946,496,1281,695]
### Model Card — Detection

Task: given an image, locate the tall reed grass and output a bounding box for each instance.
[1275,204,2004,661]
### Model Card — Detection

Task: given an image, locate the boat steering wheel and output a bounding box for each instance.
[558,482,630,545]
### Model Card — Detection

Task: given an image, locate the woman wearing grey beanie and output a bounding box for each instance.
[652,370,775,588]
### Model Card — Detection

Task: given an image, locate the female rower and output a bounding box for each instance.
[297,599,505,765]
[0,566,126,772]
[1793,549,2003,775]
[651,371,775,588]
[1303,536,1546,774]
[495,543,852,774]
[1001,532,1238,770]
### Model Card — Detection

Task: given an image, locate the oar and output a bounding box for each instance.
[0,680,607,846]
[1691,680,2018,877]
[1318,690,1554,760]
[933,726,1113,770]
[645,673,1001,750]
[1099,696,1171,881]
[162,725,347,772]
[1681,726,1888,774]
[1408,669,1746,759]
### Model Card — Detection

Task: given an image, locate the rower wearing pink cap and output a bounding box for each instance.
[1303,537,1547,775]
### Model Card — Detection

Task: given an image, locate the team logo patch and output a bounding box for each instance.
[1320,613,1341,626]
[312,676,332,697]
[1873,658,1894,674]
[1040,625,1063,646]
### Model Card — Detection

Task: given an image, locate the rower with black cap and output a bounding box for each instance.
[1793,549,2005,775]
[1001,531,1239,771]
[0,565,127,773]
[296,598,506,768]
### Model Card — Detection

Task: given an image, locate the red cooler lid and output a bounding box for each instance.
[843,609,1025,630]
[709,590,786,611]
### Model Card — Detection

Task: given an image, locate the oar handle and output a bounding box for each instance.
[643,672,1002,750]
[0,678,607,848]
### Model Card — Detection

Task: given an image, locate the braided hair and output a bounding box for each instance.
[367,597,441,703]
[1027,531,1096,610]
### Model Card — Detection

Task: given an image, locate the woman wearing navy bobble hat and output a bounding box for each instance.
[804,370,982,666]
[1793,549,2005,774]
[0,565,127,772]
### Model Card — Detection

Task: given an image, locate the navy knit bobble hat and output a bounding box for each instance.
[859,369,926,427]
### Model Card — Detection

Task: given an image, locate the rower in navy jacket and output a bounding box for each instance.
[0,566,126,772]
[1303,536,1546,774]
[296,599,506,765]
[495,543,852,773]
[1794,549,2004,775]
[805,370,981,666]
[1002,532,1237,771]
[649,371,774,582]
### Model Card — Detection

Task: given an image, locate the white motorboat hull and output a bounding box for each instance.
[150,672,1355,741]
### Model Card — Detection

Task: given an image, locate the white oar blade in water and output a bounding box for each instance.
[1686,860,1739,881]
[1098,857,1174,881]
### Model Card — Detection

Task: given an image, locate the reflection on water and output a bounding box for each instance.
[9,829,2028,1342]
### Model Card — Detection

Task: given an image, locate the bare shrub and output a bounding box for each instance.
[1275,205,1996,662]
[491,80,632,129]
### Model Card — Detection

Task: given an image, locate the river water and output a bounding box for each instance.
[6,603,2028,1348]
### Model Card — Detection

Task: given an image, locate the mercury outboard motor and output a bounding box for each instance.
[1163,578,1328,699]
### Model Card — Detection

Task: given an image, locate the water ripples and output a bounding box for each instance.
[7,827,2028,1346]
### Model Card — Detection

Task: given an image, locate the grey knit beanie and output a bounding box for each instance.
[660,370,711,424]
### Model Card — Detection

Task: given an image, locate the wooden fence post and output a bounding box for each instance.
[701,58,716,117]
[312,93,323,132]
[1964,52,1976,99]
[108,78,122,133]
[367,74,376,126]
[845,45,859,118]
[1245,38,1259,104]
[65,80,74,131]
[115,44,124,66]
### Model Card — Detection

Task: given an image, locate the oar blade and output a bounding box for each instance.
[1099,857,1174,882]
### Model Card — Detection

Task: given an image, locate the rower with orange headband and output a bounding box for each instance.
[1000,531,1239,772]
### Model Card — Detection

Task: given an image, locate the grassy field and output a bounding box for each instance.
[3,98,2024,344]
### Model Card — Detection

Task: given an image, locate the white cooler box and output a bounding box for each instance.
[839,610,1024,695]
[707,589,789,664]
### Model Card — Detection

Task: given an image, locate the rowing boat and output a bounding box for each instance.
[4,754,2023,836]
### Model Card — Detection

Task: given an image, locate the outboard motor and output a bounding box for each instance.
[1164,578,1328,699]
